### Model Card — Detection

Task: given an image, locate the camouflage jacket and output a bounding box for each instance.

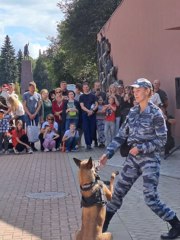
[105,101,167,159]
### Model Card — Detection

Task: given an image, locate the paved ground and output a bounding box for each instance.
[0,144,179,240]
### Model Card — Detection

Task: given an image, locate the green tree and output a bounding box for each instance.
[56,0,122,81]
[46,38,75,86]
[16,49,23,84]
[0,35,17,84]
[33,55,51,90]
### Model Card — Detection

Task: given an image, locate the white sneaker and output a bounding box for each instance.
[27,148,33,154]
[44,148,49,152]
[52,148,56,152]
[13,148,19,154]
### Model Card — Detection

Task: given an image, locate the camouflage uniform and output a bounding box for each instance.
[105,101,176,221]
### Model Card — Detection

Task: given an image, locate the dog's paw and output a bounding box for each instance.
[111,171,119,179]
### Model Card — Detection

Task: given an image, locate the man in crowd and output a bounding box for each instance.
[153,79,168,108]
[23,81,42,151]
[74,83,82,102]
[92,80,106,102]
[79,82,98,150]
[60,81,69,99]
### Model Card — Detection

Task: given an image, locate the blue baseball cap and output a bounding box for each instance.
[131,78,153,89]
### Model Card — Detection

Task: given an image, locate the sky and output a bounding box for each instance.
[0,0,64,59]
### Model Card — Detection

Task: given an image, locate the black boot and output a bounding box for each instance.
[31,143,38,152]
[102,211,115,232]
[161,216,180,239]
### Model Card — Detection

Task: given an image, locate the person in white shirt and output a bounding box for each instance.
[150,91,162,106]
[8,95,25,125]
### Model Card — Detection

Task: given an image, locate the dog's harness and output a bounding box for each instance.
[80,179,107,208]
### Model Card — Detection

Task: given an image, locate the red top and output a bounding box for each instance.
[105,103,116,122]
[52,100,64,123]
[12,129,26,147]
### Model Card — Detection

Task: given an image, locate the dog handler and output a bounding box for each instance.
[99,78,180,239]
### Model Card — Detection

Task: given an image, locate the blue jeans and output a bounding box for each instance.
[0,133,9,151]
[65,137,79,151]
[82,113,96,146]
[104,121,115,146]
[25,114,39,126]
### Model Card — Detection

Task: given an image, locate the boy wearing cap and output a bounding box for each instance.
[99,78,180,239]
[0,109,10,154]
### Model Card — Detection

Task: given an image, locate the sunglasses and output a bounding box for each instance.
[55,91,62,94]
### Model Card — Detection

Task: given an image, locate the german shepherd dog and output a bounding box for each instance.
[73,157,118,240]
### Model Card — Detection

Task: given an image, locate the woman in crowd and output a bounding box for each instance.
[63,90,80,131]
[39,114,59,151]
[11,120,33,154]
[52,90,65,146]
[120,85,134,124]
[108,84,121,134]
[40,89,52,123]
[8,95,25,125]
[49,89,56,102]
[99,78,180,240]
[43,123,59,152]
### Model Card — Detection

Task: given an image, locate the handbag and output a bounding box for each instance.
[27,121,40,143]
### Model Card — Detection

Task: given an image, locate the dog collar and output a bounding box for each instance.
[80,181,96,192]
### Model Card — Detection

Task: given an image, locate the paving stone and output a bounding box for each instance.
[0,146,179,240]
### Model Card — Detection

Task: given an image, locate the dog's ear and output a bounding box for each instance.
[86,157,93,169]
[73,158,81,168]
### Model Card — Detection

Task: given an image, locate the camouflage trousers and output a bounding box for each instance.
[107,154,175,221]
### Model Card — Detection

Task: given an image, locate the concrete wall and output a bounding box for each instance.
[98,0,180,143]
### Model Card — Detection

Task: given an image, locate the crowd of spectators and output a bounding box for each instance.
[0,79,174,155]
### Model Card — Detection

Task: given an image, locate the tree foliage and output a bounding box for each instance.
[33,55,51,90]
[54,0,122,82]
[33,0,121,87]
[0,2,122,90]
[16,49,23,84]
[0,35,17,84]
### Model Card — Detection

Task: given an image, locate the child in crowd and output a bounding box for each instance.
[62,123,79,152]
[11,120,33,154]
[43,123,60,152]
[39,114,60,151]
[96,96,106,147]
[0,109,10,154]
[103,96,117,146]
